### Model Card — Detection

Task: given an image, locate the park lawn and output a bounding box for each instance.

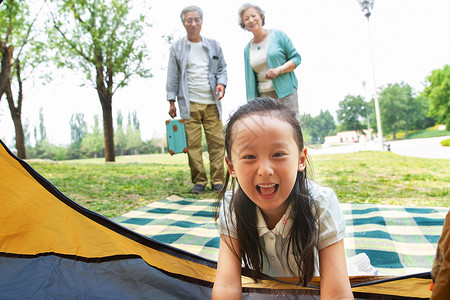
[26,151,449,218]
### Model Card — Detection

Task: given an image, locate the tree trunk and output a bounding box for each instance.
[0,43,13,102]
[96,80,115,162]
[4,52,26,159]
[6,87,26,159]
[100,96,115,162]
[95,59,115,162]
[392,131,396,140]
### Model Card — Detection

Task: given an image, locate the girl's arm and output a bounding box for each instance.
[212,235,242,300]
[319,239,354,299]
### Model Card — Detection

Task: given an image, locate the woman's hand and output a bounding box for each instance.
[265,60,297,80]
[265,67,282,80]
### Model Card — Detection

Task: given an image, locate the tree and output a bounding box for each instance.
[421,64,450,129]
[366,97,377,132]
[0,0,45,158]
[302,110,336,144]
[378,82,412,139]
[69,112,87,158]
[114,110,127,155]
[125,111,142,155]
[410,95,436,130]
[34,108,52,158]
[38,107,46,141]
[81,115,104,158]
[336,95,367,132]
[70,113,86,148]
[47,0,152,162]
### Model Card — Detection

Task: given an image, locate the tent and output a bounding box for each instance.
[0,139,434,299]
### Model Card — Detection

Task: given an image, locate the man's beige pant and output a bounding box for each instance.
[184,102,225,187]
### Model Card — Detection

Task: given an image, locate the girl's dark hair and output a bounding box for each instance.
[214,97,319,286]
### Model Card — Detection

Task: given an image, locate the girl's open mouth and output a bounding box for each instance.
[257,184,279,196]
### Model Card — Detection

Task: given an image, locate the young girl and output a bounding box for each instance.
[212,98,354,299]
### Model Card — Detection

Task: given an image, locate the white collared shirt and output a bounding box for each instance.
[218,180,346,277]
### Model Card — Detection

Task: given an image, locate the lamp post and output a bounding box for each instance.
[357,0,384,150]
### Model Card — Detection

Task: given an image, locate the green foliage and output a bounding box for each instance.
[441,139,450,147]
[114,110,143,155]
[386,128,450,141]
[0,1,49,81]
[125,112,142,154]
[38,108,47,141]
[46,0,152,91]
[1,0,49,158]
[28,151,450,218]
[114,110,127,155]
[378,82,420,139]
[407,95,435,130]
[46,0,153,162]
[53,146,69,160]
[336,95,367,132]
[302,110,336,144]
[70,113,87,149]
[0,0,30,45]
[421,64,450,129]
[68,113,87,159]
[81,115,104,157]
[30,138,68,160]
[145,136,167,154]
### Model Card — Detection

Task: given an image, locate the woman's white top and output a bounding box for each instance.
[249,35,275,93]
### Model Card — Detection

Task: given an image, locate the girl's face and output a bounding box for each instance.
[242,7,263,33]
[226,113,307,223]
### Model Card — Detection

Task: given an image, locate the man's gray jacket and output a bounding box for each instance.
[166,36,228,120]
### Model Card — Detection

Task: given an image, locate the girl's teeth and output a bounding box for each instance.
[257,184,278,195]
[259,184,275,188]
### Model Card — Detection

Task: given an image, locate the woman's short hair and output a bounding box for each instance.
[180,5,203,23]
[238,3,265,30]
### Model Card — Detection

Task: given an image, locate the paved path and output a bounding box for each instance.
[309,136,450,160]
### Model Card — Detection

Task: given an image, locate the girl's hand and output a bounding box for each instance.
[212,236,242,300]
[319,240,354,299]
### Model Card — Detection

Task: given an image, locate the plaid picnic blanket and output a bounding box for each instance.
[113,195,448,275]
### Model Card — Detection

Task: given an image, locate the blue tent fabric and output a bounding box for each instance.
[0,256,212,299]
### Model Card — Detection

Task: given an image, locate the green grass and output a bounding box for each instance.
[387,127,450,140]
[27,151,450,218]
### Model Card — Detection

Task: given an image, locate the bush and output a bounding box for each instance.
[441,139,450,147]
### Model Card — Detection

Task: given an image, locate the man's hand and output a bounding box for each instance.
[168,100,177,118]
[216,84,226,100]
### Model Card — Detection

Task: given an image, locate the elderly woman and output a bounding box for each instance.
[239,3,301,117]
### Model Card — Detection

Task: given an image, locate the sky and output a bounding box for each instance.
[1,0,450,148]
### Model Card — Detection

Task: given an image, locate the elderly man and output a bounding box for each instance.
[166,5,227,194]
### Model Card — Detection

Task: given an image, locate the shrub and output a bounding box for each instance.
[441,139,450,147]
